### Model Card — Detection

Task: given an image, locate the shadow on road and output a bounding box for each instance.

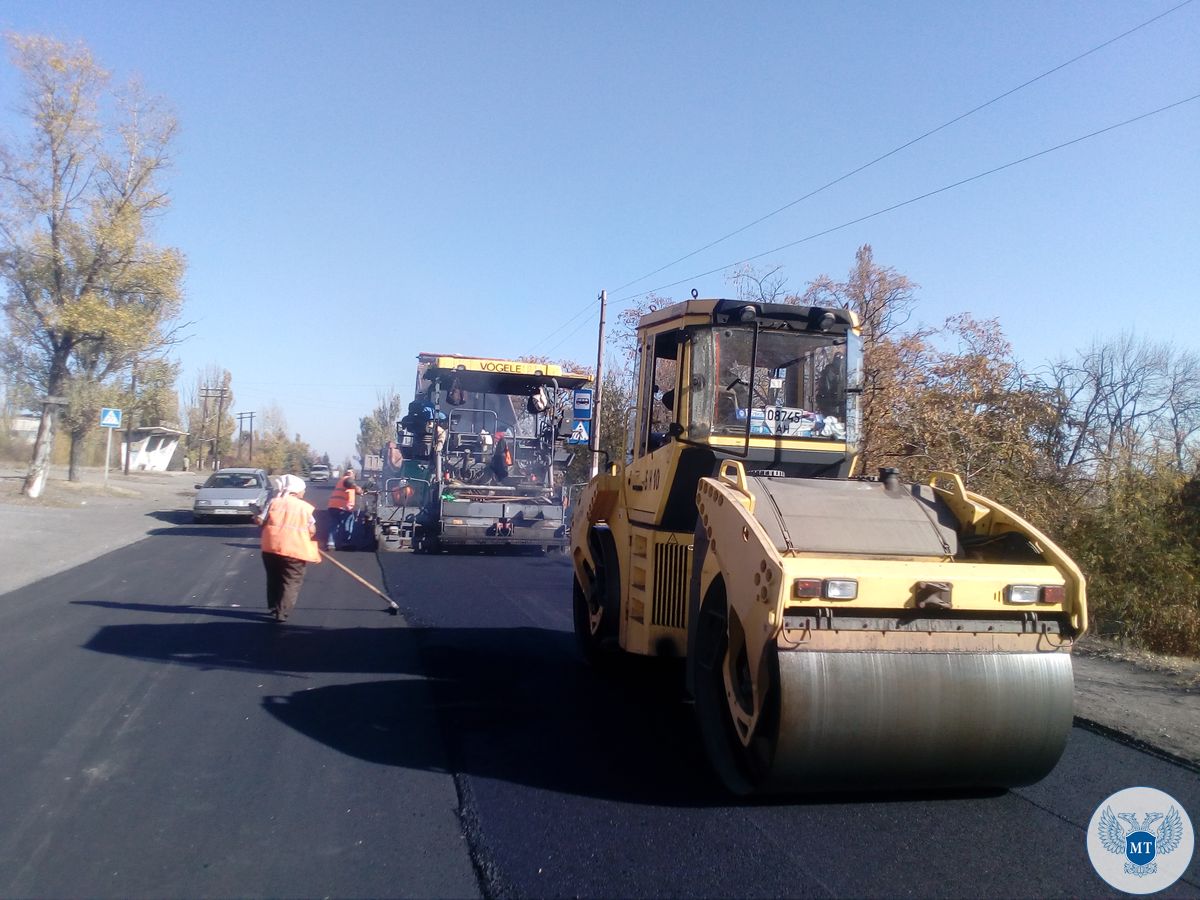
[141,510,267,551]
[81,616,727,805]
[73,599,270,622]
[145,509,194,524]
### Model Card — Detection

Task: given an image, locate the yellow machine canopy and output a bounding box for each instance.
[418,353,591,395]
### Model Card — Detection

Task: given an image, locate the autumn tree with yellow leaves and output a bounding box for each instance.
[0,34,185,496]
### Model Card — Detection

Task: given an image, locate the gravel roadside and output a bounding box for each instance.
[2,465,1196,770]
[0,466,195,596]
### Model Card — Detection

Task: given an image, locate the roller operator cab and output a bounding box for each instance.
[570,298,1087,795]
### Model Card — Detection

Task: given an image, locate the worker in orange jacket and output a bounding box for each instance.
[254,474,320,622]
[326,468,364,550]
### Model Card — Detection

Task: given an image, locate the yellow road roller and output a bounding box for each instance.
[570,297,1086,794]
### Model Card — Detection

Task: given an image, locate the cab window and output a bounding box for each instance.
[692,326,850,441]
[636,331,680,457]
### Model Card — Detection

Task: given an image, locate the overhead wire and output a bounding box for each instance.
[611,92,1200,304]
[528,0,1195,355]
[541,306,606,359]
[527,296,601,357]
[607,0,1196,296]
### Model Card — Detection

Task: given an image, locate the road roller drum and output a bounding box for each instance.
[695,646,1075,795]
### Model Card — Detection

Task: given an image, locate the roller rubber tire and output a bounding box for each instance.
[573,529,619,666]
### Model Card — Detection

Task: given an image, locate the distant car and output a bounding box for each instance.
[193,467,271,523]
[309,464,331,483]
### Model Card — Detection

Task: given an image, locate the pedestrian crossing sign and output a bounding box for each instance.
[100,407,122,428]
[567,420,590,445]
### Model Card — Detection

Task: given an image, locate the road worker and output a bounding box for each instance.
[254,473,320,622]
[326,467,364,550]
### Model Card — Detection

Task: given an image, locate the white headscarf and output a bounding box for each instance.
[277,474,306,496]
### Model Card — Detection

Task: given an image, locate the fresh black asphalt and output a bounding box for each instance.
[0,508,477,899]
[0,498,1196,898]
[375,550,1199,899]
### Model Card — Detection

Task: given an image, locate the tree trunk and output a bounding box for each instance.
[68,425,87,482]
[22,403,57,499]
[23,351,70,499]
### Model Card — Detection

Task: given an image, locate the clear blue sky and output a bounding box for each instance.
[2,1,1197,464]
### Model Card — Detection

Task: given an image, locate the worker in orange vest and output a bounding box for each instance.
[254,474,320,622]
[326,468,364,550]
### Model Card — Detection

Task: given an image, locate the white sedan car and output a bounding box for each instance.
[193,468,271,523]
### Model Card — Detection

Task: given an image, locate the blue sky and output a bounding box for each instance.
[2,1,1197,464]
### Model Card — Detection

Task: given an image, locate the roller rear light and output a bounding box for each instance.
[1039,585,1066,605]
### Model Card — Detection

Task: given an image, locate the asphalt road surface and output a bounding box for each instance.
[0,498,1197,898]
[0,506,477,899]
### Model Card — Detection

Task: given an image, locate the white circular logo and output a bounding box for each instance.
[1087,786,1194,894]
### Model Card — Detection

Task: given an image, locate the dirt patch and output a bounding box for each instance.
[0,468,193,509]
[1070,635,1200,769]
[1076,635,1200,687]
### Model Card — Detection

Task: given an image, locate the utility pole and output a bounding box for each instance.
[236,411,256,462]
[199,391,209,470]
[123,368,137,475]
[590,289,607,478]
[214,387,227,469]
[200,386,229,470]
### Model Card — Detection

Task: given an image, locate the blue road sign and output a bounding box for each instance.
[573,389,593,420]
[567,419,590,445]
[100,407,123,428]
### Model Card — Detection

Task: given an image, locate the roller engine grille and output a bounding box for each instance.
[652,542,691,629]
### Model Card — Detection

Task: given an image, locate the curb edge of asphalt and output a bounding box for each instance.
[1073,716,1200,774]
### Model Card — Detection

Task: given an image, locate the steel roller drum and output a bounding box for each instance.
[764,650,1074,792]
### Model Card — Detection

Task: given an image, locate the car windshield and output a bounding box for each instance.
[205,473,262,489]
[693,326,849,440]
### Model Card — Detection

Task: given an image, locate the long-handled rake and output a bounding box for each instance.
[319,549,400,615]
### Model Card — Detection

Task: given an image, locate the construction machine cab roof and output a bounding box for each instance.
[418,353,591,395]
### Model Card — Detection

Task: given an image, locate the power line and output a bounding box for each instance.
[526,0,1196,357]
[608,0,1196,297]
[612,92,1200,306]
[527,296,601,356]
[542,306,607,359]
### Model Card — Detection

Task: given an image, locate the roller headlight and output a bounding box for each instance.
[793,578,858,600]
[824,579,858,600]
[1005,584,1064,605]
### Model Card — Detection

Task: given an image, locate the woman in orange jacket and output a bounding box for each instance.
[255,473,321,622]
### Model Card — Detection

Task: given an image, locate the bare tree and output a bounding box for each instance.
[1041,334,1200,484]
[356,389,405,463]
[727,264,792,304]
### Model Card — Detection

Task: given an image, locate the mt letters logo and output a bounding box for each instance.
[1087,787,1194,894]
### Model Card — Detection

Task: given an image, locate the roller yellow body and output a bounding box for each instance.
[570,298,1087,794]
